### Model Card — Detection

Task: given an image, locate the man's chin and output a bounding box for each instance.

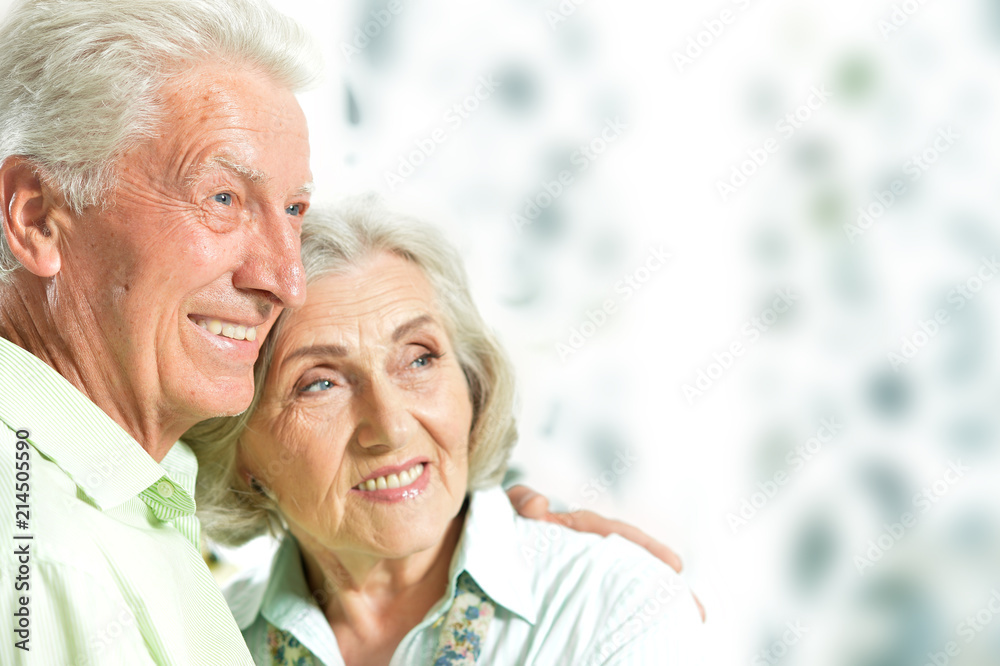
[175,375,256,422]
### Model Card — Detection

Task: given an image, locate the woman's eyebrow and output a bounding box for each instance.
[392,314,436,343]
[284,343,349,362]
[282,315,437,363]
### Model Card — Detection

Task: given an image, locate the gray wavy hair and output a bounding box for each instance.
[184,195,519,547]
[0,0,321,284]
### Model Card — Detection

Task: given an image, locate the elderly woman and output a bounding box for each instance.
[186,197,703,665]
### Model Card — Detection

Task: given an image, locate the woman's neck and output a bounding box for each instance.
[297,510,466,666]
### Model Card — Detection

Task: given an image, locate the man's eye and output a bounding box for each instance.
[286,203,306,216]
[213,193,233,206]
[300,379,335,393]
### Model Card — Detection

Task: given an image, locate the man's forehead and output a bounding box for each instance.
[153,62,312,189]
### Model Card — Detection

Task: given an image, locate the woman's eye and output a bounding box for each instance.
[213,192,233,206]
[410,353,440,369]
[286,203,306,216]
[300,378,335,393]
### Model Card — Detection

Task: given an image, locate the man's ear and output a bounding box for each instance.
[0,156,66,278]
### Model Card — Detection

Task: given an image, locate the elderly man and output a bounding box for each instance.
[0,0,691,663]
[0,0,320,662]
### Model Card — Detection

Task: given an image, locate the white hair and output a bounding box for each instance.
[184,195,519,547]
[0,0,322,284]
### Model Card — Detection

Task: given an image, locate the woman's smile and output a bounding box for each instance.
[351,459,431,502]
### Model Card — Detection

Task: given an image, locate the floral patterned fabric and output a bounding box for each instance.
[263,571,494,665]
[267,624,320,666]
[431,572,496,665]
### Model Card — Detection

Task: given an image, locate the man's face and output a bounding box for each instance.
[59,62,312,422]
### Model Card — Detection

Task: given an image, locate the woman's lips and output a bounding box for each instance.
[350,462,429,503]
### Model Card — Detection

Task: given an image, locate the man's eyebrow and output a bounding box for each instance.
[284,344,349,363]
[184,158,314,198]
[184,155,270,187]
[392,314,437,343]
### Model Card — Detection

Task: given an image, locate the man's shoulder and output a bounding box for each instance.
[0,434,116,576]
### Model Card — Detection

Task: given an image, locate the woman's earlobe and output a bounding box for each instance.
[242,466,270,496]
[0,156,64,278]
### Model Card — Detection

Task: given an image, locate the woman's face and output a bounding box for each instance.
[239,251,473,559]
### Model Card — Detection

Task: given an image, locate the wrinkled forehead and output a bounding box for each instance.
[141,62,312,189]
[279,255,440,347]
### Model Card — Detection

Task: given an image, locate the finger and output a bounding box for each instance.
[692,592,706,623]
[506,485,551,519]
[554,511,685,573]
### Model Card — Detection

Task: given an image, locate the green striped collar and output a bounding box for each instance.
[0,336,195,517]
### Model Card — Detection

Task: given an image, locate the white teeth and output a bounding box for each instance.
[356,463,425,492]
[195,318,258,342]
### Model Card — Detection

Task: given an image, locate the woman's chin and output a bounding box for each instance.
[366,521,450,559]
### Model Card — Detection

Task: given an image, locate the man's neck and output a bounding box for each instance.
[0,279,183,462]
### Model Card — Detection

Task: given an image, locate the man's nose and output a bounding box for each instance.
[233,210,306,309]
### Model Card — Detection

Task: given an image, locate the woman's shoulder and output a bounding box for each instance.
[220,538,289,631]
[466,489,704,664]
[222,557,273,631]
[512,510,694,615]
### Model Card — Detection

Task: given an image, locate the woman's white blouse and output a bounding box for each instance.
[224,486,705,665]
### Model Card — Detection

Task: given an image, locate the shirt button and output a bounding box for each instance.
[156,480,174,499]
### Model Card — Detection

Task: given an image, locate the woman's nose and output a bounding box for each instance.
[354,377,414,450]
